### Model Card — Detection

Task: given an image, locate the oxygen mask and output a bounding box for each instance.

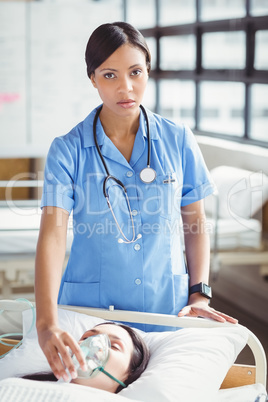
[73,333,110,378]
[71,333,126,388]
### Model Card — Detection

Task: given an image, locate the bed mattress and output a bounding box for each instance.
[0,207,73,255]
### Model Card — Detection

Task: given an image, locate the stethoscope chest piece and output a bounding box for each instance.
[139,167,157,184]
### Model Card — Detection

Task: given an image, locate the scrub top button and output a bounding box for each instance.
[126,171,133,178]
[134,243,141,251]
[135,278,142,285]
[132,209,138,216]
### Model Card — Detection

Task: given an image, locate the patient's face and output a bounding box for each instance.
[71,324,133,393]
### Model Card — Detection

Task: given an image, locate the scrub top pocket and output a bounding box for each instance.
[157,172,182,221]
[59,282,100,308]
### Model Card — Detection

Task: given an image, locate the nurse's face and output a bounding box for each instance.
[91,43,149,119]
[71,324,134,393]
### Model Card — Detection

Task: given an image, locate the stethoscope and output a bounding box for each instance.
[93,105,156,244]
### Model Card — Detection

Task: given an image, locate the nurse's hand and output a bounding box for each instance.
[37,325,87,381]
[177,294,238,324]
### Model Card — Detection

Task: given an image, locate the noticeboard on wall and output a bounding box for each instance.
[0,0,123,157]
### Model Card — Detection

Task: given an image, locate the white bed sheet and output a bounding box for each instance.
[0,208,73,254]
[0,378,133,402]
[217,383,267,402]
[0,231,39,255]
[0,207,40,254]
[1,308,264,402]
[0,378,266,402]
[206,217,262,250]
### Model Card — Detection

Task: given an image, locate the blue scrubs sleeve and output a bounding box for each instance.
[181,126,215,206]
[41,136,75,213]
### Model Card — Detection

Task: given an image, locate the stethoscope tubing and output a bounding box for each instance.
[140,104,151,168]
[92,104,154,243]
[93,104,151,180]
[103,175,126,198]
[93,105,110,177]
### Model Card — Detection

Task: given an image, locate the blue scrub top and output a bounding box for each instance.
[41,106,215,331]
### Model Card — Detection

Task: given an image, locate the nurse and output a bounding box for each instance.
[35,21,237,382]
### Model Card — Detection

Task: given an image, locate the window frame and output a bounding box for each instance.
[125,0,268,147]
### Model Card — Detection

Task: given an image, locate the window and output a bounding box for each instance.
[199,81,244,136]
[160,35,196,70]
[250,0,268,16]
[126,0,155,29]
[250,84,268,141]
[200,0,246,21]
[159,0,196,25]
[255,30,268,70]
[143,79,156,112]
[159,80,195,127]
[202,31,246,69]
[145,37,157,70]
[125,0,268,147]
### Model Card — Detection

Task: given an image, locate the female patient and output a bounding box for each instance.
[23,322,150,394]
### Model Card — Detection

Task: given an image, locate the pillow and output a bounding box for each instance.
[205,166,268,220]
[121,326,248,402]
[0,309,248,402]
[0,308,105,379]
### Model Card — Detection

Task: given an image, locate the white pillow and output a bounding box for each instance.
[0,308,105,379]
[121,327,248,402]
[0,309,248,402]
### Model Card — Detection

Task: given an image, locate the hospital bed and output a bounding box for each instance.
[0,180,73,297]
[205,166,268,279]
[0,300,267,402]
[0,180,43,298]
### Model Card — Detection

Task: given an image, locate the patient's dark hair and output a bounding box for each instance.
[103,322,150,393]
[22,322,150,393]
[85,21,151,78]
